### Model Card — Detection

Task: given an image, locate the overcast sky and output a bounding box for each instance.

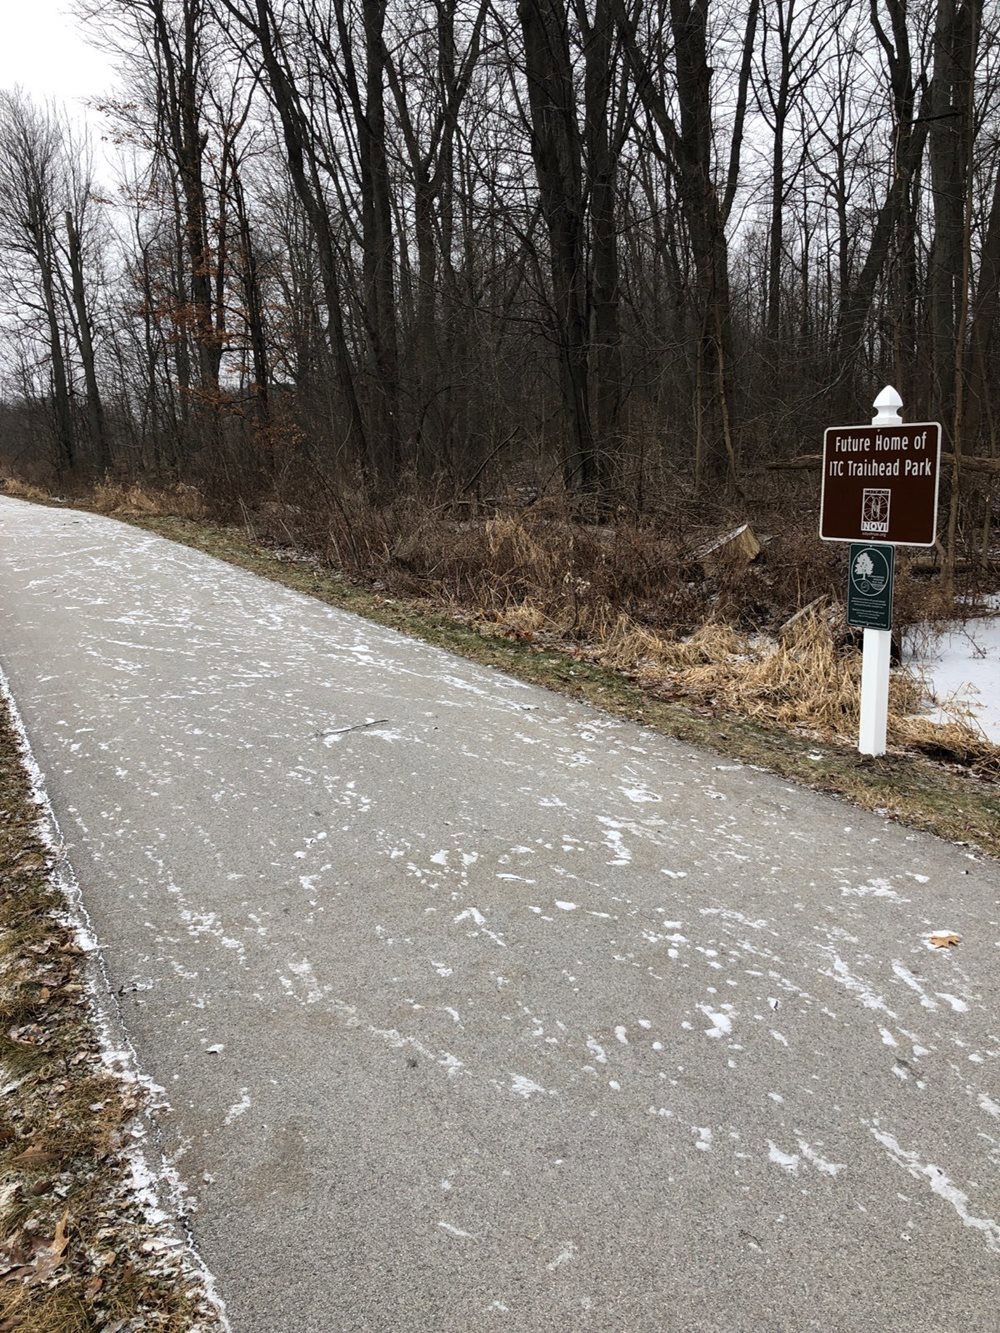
[1,1,116,111]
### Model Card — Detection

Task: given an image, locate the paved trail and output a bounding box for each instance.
[1,496,998,1332]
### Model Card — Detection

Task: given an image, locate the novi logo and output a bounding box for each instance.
[861,488,890,535]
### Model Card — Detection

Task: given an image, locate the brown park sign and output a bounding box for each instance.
[819,421,941,546]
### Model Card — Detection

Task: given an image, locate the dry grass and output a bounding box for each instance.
[0,697,220,1331]
[598,617,745,670]
[0,475,50,504]
[92,481,205,521]
[895,716,1000,769]
[480,595,999,772]
[678,629,916,737]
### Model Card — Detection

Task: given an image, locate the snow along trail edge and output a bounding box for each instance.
[0,663,230,1331]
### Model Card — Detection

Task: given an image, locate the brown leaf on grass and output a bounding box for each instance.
[26,1208,70,1287]
[928,931,961,948]
[0,1262,34,1284]
[11,1145,60,1167]
[7,1023,44,1045]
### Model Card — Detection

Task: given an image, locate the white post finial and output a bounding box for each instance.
[872,386,903,425]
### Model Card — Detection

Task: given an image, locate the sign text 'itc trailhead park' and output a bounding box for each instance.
[819,421,942,546]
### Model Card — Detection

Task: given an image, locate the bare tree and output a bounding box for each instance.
[0,92,100,473]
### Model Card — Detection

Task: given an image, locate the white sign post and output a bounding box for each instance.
[819,386,941,759]
[858,388,902,757]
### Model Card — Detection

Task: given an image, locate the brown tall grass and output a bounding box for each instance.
[0,475,51,504]
[92,481,205,520]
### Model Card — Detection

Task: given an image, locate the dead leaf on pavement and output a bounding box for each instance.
[928,931,961,948]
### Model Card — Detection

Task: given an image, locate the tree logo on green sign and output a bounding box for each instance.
[851,547,889,596]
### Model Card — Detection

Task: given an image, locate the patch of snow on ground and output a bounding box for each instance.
[697,1003,734,1039]
[224,1090,251,1126]
[797,1140,846,1176]
[438,1221,477,1240]
[871,1126,1000,1251]
[509,1073,548,1098]
[546,1241,577,1271]
[768,1142,800,1174]
[840,878,910,903]
[904,598,1000,743]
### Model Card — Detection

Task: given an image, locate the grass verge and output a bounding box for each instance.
[0,693,221,1331]
[116,513,1000,859]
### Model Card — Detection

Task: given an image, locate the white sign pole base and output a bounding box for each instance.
[857,386,902,757]
[859,627,891,756]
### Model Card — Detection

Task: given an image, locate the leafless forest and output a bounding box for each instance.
[0,0,997,567]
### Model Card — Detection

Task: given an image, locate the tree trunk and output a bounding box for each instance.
[244,0,369,474]
[39,238,75,472]
[581,0,622,498]
[65,210,109,471]
[926,0,968,427]
[360,0,402,487]
[836,0,928,400]
[519,0,598,498]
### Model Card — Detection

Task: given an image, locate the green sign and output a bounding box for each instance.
[847,543,894,630]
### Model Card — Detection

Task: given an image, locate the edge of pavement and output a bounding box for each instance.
[0,663,230,1330]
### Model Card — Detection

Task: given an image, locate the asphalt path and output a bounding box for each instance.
[1,495,998,1332]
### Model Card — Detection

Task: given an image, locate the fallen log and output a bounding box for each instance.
[910,556,1000,574]
[942,453,1000,475]
[691,522,762,575]
[778,595,839,640]
[765,454,823,471]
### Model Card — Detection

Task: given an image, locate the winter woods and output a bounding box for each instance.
[0,0,997,532]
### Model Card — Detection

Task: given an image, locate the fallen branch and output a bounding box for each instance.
[317,718,390,737]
